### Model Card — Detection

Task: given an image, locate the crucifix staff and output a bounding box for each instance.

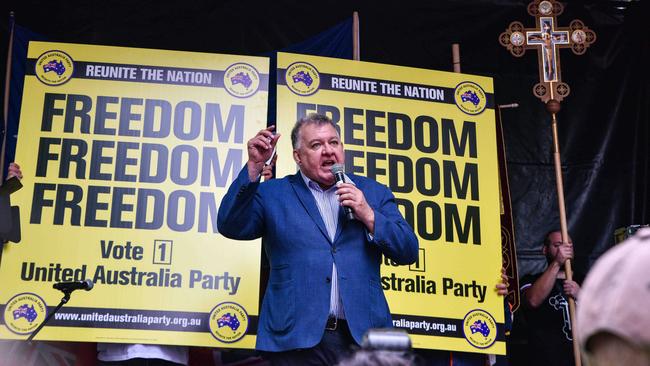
[499,1,596,366]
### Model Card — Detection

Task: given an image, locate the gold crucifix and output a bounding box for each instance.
[499,2,597,366]
[499,0,596,102]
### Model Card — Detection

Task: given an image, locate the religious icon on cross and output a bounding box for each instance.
[499,0,596,102]
[527,17,568,83]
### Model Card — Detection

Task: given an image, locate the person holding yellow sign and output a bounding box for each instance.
[218,114,419,365]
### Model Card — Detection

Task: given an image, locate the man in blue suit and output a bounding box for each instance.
[218,113,419,365]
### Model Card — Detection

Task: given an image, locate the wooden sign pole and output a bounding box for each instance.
[353,11,360,61]
[1,11,16,182]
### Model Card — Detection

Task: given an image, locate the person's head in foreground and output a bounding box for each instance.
[577,228,650,366]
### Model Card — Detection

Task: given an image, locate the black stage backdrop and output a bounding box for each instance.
[0,0,647,279]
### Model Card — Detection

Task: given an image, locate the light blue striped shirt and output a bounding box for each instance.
[300,171,348,319]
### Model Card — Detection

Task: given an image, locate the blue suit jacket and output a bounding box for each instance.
[217,167,419,352]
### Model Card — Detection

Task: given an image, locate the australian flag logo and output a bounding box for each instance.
[461,90,480,106]
[292,71,313,86]
[231,72,252,88]
[470,320,490,337]
[217,313,240,331]
[13,304,38,323]
[43,60,66,76]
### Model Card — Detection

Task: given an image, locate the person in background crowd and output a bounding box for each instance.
[519,230,581,366]
[6,162,22,180]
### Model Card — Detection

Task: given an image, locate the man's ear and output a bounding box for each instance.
[293,149,301,166]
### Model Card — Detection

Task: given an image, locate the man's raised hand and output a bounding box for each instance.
[247,126,280,181]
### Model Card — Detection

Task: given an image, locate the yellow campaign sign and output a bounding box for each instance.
[276,52,504,354]
[0,41,268,348]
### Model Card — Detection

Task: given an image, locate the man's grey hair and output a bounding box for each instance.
[290,113,340,149]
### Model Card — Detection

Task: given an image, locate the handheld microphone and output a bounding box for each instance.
[498,103,519,109]
[53,279,94,293]
[331,164,355,221]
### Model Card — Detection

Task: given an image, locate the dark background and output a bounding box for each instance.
[0,0,647,283]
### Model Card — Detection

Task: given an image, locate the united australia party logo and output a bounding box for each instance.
[35,50,75,86]
[285,61,320,96]
[223,63,260,98]
[3,293,48,335]
[454,81,487,115]
[208,301,249,343]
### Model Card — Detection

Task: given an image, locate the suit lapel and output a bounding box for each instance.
[289,173,332,243]
[333,206,346,243]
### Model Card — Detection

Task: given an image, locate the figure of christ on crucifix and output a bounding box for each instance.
[527,17,569,83]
